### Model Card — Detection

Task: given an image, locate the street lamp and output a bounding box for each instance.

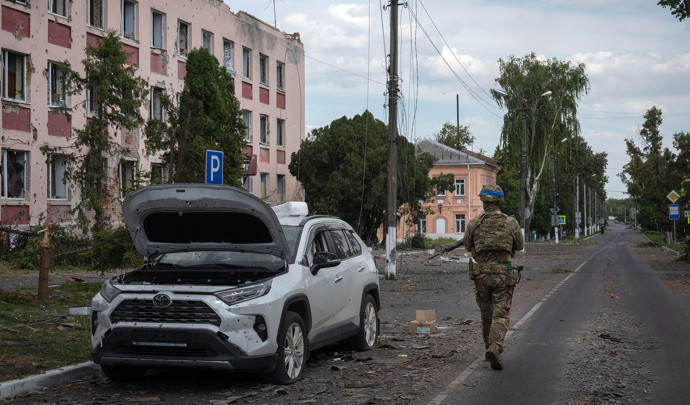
[493,89,552,241]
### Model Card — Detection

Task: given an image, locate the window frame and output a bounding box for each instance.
[454,178,465,196]
[150,86,165,121]
[47,154,68,200]
[276,118,285,147]
[1,50,27,102]
[260,172,269,200]
[49,0,68,18]
[118,159,137,198]
[419,218,427,234]
[242,47,252,79]
[276,174,285,203]
[455,214,466,233]
[48,61,68,107]
[150,163,166,184]
[177,20,190,57]
[259,114,269,145]
[222,39,234,72]
[276,61,285,91]
[1,149,27,199]
[259,54,268,85]
[88,0,104,29]
[242,110,252,142]
[201,30,213,53]
[121,0,137,40]
[151,9,165,49]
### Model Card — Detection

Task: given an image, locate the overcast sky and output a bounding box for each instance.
[225,0,690,199]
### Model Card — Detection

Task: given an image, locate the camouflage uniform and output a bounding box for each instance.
[462,184,524,370]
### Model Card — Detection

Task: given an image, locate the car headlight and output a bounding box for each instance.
[99,279,121,303]
[215,280,272,306]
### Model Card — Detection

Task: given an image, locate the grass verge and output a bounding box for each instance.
[0,281,101,382]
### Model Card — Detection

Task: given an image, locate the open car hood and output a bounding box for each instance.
[123,184,290,260]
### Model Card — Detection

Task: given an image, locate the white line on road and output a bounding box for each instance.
[428,245,607,405]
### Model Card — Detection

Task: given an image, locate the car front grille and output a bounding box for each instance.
[111,299,222,326]
[120,346,210,357]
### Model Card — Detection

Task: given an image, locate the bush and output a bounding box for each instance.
[85,226,144,271]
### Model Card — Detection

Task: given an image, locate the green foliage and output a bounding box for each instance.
[658,0,690,21]
[288,111,438,243]
[433,122,475,151]
[40,31,149,233]
[146,48,245,185]
[88,226,143,271]
[491,52,590,235]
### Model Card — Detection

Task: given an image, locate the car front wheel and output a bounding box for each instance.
[268,311,306,384]
[350,294,379,351]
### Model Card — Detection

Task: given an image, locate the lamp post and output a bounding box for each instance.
[494,89,552,242]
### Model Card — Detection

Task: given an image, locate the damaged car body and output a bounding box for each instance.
[90,184,380,384]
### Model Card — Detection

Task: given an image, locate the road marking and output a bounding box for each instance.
[429,245,607,405]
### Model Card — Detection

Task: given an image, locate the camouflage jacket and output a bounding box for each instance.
[462,208,524,264]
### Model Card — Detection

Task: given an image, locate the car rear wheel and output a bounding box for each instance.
[267,311,306,384]
[350,294,378,351]
[101,365,146,381]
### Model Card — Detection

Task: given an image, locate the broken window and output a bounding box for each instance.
[260,173,269,200]
[222,39,234,72]
[121,0,137,40]
[177,20,189,57]
[1,149,26,199]
[1,50,27,102]
[150,163,166,184]
[242,110,252,141]
[150,86,165,120]
[86,85,97,113]
[259,114,269,145]
[49,0,68,18]
[276,118,285,147]
[243,176,252,193]
[151,10,164,49]
[276,61,285,91]
[48,61,67,107]
[48,154,67,199]
[88,0,104,29]
[277,175,285,203]
[119,159,137,198]
[242,47,251,79]
[259,54,268,85]
[202,30,213,53]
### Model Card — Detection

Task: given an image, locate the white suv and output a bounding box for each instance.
[90,184,380,384]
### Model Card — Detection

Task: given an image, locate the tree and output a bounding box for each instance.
[658,0,690,21]
[42,31,148,233]
[433,122,475,151]
[288,111,446,243]
[145,47,246,185]
[491,52,590,236]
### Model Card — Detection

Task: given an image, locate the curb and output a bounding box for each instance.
[640,231,682,257]
[0,361,100,400]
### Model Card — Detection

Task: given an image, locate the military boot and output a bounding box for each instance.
[485,344,503,370]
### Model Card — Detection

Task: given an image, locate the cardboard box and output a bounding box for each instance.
[409,309,437,334]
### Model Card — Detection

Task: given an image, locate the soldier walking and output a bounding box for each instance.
[443,184,524,370]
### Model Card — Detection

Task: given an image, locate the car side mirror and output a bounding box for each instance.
[311,251,341,275]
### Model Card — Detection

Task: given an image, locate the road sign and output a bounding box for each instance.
[684,210,690,218]
[667,190,680,203]
[558,215,566,225]
[669,204,680,220]
[205,150,223,185]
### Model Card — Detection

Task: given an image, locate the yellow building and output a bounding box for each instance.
[398,140,498,241]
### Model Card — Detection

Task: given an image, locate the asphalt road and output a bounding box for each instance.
[437,224,690,404]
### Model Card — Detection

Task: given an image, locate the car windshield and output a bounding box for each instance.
[152,251,285,272]
[282,225,302,256]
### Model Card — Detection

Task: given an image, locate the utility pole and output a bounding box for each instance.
[519,102,529,241]
[575,175,579,239]
[385,0,400,279]
[583,182,587,236]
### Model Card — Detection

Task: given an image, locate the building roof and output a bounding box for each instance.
[416,139,497,168]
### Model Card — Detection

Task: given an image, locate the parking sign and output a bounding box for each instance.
[205,150,223,185]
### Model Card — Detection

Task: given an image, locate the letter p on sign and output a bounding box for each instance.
[206,150,223,185]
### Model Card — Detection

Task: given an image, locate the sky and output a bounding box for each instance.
[225,0,690,200]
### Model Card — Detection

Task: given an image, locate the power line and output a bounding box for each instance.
[304,54,387,87]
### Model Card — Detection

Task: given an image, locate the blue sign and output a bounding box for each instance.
[558,215,566,225]
[205,150,223,185]
[669,204,680,220]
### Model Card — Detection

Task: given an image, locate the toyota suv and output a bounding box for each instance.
[90,184,380,384]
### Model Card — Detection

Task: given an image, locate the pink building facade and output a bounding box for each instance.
[397,140,498,241]
[0,0,305,227]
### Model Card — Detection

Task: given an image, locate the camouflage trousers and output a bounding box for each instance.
[474,273,514,352]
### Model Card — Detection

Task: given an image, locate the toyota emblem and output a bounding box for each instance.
[152,293,172,308]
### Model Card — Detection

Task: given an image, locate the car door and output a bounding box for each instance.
[303,227,345,338]
[341,230,371,327]
[326,229,358,328]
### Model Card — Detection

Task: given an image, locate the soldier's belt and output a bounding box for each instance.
[472,262,512,274]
